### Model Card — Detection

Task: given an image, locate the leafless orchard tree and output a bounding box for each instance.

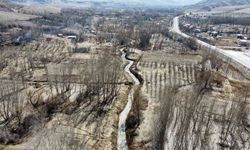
[150,48,250,150]
[74,47,122,126]
[218,90,250,149]
[152,86,177,150]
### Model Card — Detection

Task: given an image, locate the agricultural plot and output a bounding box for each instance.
[132,51,250,150]
[0,40,72,111]
[0,11,38,23]
[0,40,71,79]
[0,37,127,149]
[132,52,202,148]
[20,5,61,14]
[138,52,201,100]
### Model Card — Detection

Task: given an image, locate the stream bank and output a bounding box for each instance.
[117,48,141,150]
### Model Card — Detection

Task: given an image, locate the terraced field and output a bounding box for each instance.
[0,39,73,125]
[131,51,250,150]
[138,52,201,99]
[130,52,201,148]
[0,40,72,79]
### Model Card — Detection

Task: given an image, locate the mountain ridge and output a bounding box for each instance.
[8,0,202,8]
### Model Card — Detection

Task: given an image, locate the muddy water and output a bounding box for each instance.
[117,49,140,150]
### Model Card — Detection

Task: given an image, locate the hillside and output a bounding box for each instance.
[188,0,250,11]
[9,0,201,8]
[10,0,49,4]
[196,0,250,7]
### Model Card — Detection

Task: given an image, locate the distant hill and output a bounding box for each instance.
[9,0,149,8]
[190,0,250,11]
[196,0,250,7]
[10,0,49,4]
[8,0,201,8]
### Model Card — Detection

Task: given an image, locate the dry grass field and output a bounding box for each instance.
[20,5,61,14]
[0,11,38,23]
[0,34,130,149]
[131,52,202,148]
[196,5,250,16]
[131,51,250,150]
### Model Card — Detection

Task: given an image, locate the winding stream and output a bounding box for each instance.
[117,49,140,150]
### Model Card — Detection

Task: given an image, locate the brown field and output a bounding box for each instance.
[0,11,38,23]
[196,5,250,16]
[132,52,202,148]
[20,5,61,14]
[0,35,129,149]
[131,51,250,150]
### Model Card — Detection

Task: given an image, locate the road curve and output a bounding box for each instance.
[117,48,140,150]
[171,16,250,70]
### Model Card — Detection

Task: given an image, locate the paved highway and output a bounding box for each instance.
[171,16,250,69]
